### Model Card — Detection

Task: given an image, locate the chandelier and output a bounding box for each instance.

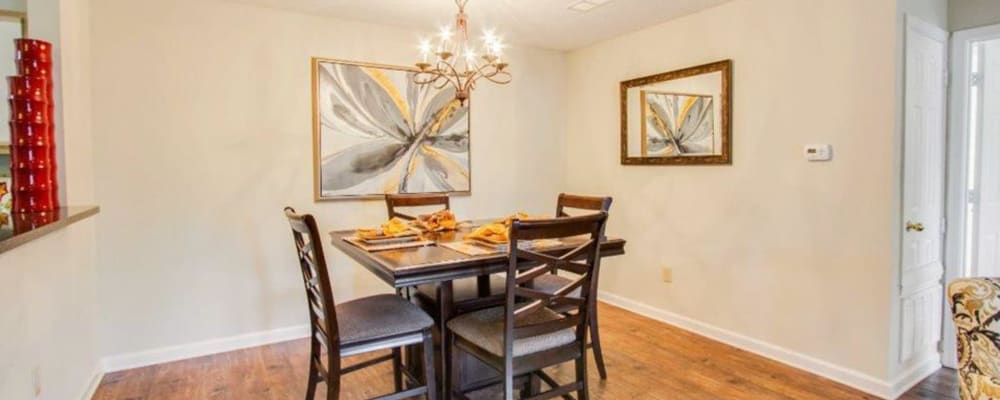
[413,0,511,104]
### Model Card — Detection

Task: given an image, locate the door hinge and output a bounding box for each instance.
[941,217,947,234]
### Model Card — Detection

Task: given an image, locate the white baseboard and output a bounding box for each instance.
[80,364,105,400]
[598,291,893,399]
[101,324,310,373]
[889,355,943,399]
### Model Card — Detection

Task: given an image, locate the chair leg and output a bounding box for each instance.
[392,347,404,392]
[589,304,608,380]
[305,361,319,400]
[575,354,589,400]
[520,373,540,398]
[326,375,340,400]
[448,333,460,400]
[422,330,438,400]
[503,358,515,400]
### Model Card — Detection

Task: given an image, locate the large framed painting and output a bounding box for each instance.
[621,60,731,165]
[311,58,471,200]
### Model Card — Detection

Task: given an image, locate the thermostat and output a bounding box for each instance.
[804,144,833,161]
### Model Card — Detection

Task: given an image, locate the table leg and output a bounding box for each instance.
[439,280,454,400]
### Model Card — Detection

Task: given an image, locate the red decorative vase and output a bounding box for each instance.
[8,38,58,213]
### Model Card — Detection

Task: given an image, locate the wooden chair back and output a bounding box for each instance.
[556,193,612,217]
[284,207,341,376]
[503,213,608,357]
[385,193,450,220]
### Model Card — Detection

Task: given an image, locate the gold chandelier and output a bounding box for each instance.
[414,0,511,104]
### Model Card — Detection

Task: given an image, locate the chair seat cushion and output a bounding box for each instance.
[336,294,433,345]
[447,306,577,357]
[532,274,582,297]
[416,276,507,302]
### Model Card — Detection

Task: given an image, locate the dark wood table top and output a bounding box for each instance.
[329,219,626,288]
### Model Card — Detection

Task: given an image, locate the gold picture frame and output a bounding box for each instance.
[621,60,732,165]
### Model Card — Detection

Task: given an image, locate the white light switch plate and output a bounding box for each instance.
[804,144,833,161]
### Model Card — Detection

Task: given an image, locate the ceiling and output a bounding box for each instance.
[231,0,734,51]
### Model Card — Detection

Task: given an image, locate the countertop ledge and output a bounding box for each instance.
[0,206,100,256]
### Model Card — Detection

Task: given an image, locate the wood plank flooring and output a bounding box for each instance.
[899,368,959,400]
[92,303,952,399]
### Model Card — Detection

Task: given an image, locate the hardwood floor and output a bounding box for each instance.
[899,368,959,400]
[92,303,947,399]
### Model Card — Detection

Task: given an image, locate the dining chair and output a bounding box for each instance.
[385,193,451,220]
[385,192,502,335]
[284,207,438,400]
[446,213,608,400]
[532,193,613,379]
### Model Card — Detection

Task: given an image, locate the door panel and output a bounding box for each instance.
[900,17,947,367]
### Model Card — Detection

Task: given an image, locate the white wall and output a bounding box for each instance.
[0,222,100,400]
[0,0,24,12]
[566,0,897,389]
[951,0,1000,32]
[90,0,568,358]
[1,0,99,399]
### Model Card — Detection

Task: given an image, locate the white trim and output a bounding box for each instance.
[598,292,892,399]
[80,364,105,400]
[889,354,944,399]
[101,324,310,373]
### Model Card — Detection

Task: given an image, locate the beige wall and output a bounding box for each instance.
[0,222,100,400]
[1,0,99,399]
[566,0,897,382]
[90,0,568,357]
[951,0,1000,31]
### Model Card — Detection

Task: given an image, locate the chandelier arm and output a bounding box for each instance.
[481,72,512,85]
[475,65,510,84]
[433,76,451,90]
[412,70,443,85]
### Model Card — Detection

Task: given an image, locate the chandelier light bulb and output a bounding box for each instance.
[412,0,512,104]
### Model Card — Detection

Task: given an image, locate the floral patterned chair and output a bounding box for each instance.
[949,278,1000,399]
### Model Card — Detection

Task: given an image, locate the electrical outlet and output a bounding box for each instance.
[31,366,41,398]
[661,267,673,283]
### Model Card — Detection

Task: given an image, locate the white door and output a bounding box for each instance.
[899,16,947,370]
[971,39,1000,278]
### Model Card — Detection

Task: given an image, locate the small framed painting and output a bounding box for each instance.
[639,90,716,157]
[311,58,471,201]
[621,60,732,165]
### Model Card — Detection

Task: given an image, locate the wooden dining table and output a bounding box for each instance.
[329,219,625,288]
[329,218,626,394]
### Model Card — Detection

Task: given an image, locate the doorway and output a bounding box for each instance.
[943,23,1000,369]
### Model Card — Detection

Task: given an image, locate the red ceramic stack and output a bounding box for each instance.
[8,38,58,213]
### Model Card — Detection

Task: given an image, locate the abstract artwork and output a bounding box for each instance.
[640,91,715,157]
[312,58,471,200]
[620,60,731,165]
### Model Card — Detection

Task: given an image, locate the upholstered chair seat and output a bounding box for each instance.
[336,294,433,347]
[447,306,576,357]
[948,278,1000,400]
